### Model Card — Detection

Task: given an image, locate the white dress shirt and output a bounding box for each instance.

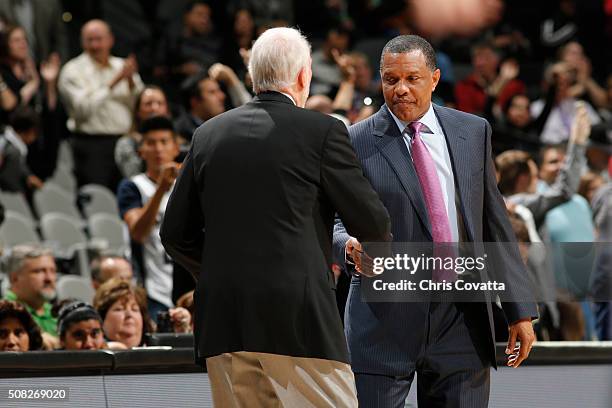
[389,103,460,242]
[58,53,144,135]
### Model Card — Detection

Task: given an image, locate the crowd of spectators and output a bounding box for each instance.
[0,0,610,353]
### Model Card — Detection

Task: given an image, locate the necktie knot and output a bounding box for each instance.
[408,121,423,136]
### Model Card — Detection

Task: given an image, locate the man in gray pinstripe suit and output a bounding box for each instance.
[334,35,539,407]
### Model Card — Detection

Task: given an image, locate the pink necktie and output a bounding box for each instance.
[409,121,455,281]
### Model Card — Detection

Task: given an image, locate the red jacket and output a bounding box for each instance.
[454,73,525,115]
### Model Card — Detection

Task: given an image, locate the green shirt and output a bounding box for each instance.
[4,291,57,336]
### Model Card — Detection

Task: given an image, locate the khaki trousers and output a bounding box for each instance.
[206,352,358,407]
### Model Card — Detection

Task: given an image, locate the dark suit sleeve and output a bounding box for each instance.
[482,120,539,323]
[160,145,204,280]
[321,120,391,245]
[333,217,352,273]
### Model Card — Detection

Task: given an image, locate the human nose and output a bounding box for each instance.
[6,332,18,347]
[83,335,96,349]
[394,80,409,96]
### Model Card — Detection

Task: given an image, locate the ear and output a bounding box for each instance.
[137,141,145,159]
[431,68,441,92]
[171,137,180,160]
[9,271,18,285]
[514,172,530,193]
[297,67,307,91]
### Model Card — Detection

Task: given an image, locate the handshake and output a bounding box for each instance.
[345,237,378,277]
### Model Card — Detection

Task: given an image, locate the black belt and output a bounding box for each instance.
[71,132,122,140]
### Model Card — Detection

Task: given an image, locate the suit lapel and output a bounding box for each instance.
[373,106,433,239]
[433,105,475,240]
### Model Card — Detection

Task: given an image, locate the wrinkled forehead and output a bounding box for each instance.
[380,50,431,73]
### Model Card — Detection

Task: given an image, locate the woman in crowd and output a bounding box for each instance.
[0,24,61,180]
[0,300,43,352]
[93,278,154,348]
[0,25,40,110]
[114,85,170,178]
[94,278,191,348]
[56,300,107,351]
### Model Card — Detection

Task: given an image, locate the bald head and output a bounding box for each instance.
[305,95,333,114]
[91,256,133,289]
[81,19,114,65]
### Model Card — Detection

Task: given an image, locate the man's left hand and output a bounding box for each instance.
[506,318,536,368]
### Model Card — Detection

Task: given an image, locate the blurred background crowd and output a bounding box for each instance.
[0,0,610,352]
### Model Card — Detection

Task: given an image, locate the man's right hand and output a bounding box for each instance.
[346,237,377,277]
[570,102,591,146]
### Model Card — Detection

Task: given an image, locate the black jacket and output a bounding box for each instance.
[161,91,391,364]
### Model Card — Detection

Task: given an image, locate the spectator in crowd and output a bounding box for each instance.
[174,72,226,143]
[0,22,61,182]
[489,93,550,155]
[114,85,170,178]
[220,7,256,81]
[58,19,144,191]
[232,0,294,28]
[90,254,134,290]
[531,62,601,145]
[0,25,41,112]
[585,129,611,178]
[156,1,221,84]
[93,278,191,348]
[559,41,608,110]
[578,171,605,204]
[540,144,597,340]
[498,107,594,340]
[56,300,106,350]
[0,71,18,114]
[306,49,378,127]
[4,245,58,337]
[0,106,43,193]
[117,116,179,318]
[347,51,381,121]
[175,290,194,333]
[497,104,591,228]
[0,0,68,62]
[208,62,251,108]
[310,25,350,96]
[454,41,526,116]
[0,300,43,351]
[24,51,61,182]
[93,278,153,348]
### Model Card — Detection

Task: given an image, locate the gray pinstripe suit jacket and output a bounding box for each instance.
[333,104,538,375]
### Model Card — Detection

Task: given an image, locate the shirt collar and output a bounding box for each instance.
[388,103,440,135]
[279,92,296,106]
[4,290,51,316]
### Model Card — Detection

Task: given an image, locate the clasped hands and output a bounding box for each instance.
[345,237,378,277]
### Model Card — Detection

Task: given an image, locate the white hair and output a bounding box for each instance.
[248,27,311,94]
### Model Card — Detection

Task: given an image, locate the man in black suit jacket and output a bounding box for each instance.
[160,27,390,407]
[333,35,539,407]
